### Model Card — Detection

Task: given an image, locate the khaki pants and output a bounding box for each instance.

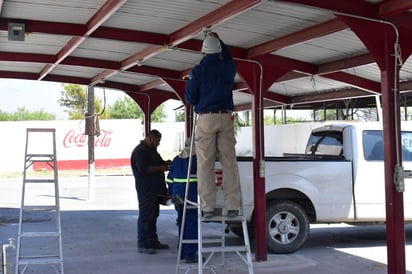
[196,113,241,212]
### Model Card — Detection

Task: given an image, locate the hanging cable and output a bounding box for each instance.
[98,87,106,116]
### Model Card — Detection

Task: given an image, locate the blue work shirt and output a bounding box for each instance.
[166,155,197,198]
[185,40,236,113]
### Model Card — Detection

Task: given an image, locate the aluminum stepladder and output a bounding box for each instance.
[15,128,64,274]
[175,116,253,274]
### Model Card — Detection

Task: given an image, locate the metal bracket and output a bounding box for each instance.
[394,165,405,192]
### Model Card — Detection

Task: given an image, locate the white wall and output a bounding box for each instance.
[0,120,185,172]
[0,119,328,172]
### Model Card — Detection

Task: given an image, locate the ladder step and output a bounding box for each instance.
[20,232,60,237]
[27,128,56,133]
[201,215,245,222]
[26,153,55,158]
[26,159,55,163]
[24,179,56,183]
[18,256,62,265]
[201,245,249,253]
[23,205,57,211]
[181,238,222,244]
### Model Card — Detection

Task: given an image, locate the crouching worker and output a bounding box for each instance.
[167,138,198,263]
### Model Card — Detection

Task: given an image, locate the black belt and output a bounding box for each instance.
[198,110,231,115]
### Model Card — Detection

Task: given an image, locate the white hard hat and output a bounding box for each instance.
[179,137,195,159]
[201,36,222,54]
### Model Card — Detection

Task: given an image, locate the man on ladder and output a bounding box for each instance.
[182,31,253,274]
[185,31,241,218]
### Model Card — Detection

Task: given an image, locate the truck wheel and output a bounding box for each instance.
[266,200,309,254]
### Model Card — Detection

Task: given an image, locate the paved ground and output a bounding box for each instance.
[1,175,411,274]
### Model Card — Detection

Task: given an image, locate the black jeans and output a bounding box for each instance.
[137,195,160,248]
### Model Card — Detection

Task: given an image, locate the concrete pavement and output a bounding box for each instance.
[1,175,411,274]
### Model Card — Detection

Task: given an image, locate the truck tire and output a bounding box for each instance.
[266,200,309,254]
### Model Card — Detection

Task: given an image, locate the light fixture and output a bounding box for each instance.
[8,23,25,41]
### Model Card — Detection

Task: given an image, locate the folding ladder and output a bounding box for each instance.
[175,151,253,273]
[15,128,64,274]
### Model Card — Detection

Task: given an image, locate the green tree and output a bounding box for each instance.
[150,104,166,122]
[0,110,11,121]
[0,107,55,121]
[175,111,185,122]
[105,96,166,122]
[58,84,109,119]
[106,96,143,119]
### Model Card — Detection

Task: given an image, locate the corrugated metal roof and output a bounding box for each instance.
[73,39,148,61]
[275,29,368,64]
[2,33,72,55]
[1,0,412,111]
[104,0,229,33]
[2,0,105,23]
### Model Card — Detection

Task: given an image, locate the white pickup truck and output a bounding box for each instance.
[223,122,412,254]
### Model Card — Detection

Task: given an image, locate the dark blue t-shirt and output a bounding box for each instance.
[130,141,167,200]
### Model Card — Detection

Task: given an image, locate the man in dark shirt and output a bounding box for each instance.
[131,129,172,254]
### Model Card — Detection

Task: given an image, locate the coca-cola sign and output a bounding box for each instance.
[63,129,113,148]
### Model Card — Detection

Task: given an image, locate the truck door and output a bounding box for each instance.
[355,130,412,220]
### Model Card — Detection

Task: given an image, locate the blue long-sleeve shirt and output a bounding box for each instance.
[185,40,236,113]
[166,155,197,198]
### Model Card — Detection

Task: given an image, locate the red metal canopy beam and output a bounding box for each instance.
[257,55,317,75]
[139,79,166,92]
[379,0,412,17]
[322,72,381,94]
[264,91,289,104]
[38,0,127,80]
[0,52,54,63]
[90,70,118,86]
[291,88,373,105]
[121,46,163,71]
[0,18,85,35]
[169,0,262,46]
[318,53,375,74]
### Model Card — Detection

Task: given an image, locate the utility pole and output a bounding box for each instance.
[87,86,95,200]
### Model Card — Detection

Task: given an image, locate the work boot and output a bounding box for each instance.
[138,248,156,254]
[153,242,169,249]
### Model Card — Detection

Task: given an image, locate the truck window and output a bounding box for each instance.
[364,130,412,161]
[305,131,343,155]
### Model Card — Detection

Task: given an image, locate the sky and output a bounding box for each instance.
[0,79,182,121]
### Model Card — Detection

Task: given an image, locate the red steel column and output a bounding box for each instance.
[236,59,267,261]
[337,14,407,273]
[381,43,405,274]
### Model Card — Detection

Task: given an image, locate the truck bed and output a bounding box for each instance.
[237,154,346,161]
